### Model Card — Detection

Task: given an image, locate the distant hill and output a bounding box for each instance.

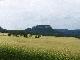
[0,25,80,37]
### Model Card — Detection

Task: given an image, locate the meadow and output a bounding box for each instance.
[0,36,80,60]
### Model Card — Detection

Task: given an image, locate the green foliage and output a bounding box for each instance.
[0,47,80,60]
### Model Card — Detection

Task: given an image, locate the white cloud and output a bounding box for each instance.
[0,0,80,29]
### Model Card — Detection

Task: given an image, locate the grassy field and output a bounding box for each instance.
[0,36,80,60]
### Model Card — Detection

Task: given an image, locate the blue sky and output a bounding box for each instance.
[0,0,80,30]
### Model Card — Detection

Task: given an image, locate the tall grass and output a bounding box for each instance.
[0,36,80,60]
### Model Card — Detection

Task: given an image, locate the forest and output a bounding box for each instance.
[0,25,80,38]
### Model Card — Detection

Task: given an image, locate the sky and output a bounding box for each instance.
[0,0,80,30]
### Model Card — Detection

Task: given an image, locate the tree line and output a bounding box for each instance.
[0,25,80,38]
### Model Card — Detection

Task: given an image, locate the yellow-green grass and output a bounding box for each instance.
[0,36,80,60]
